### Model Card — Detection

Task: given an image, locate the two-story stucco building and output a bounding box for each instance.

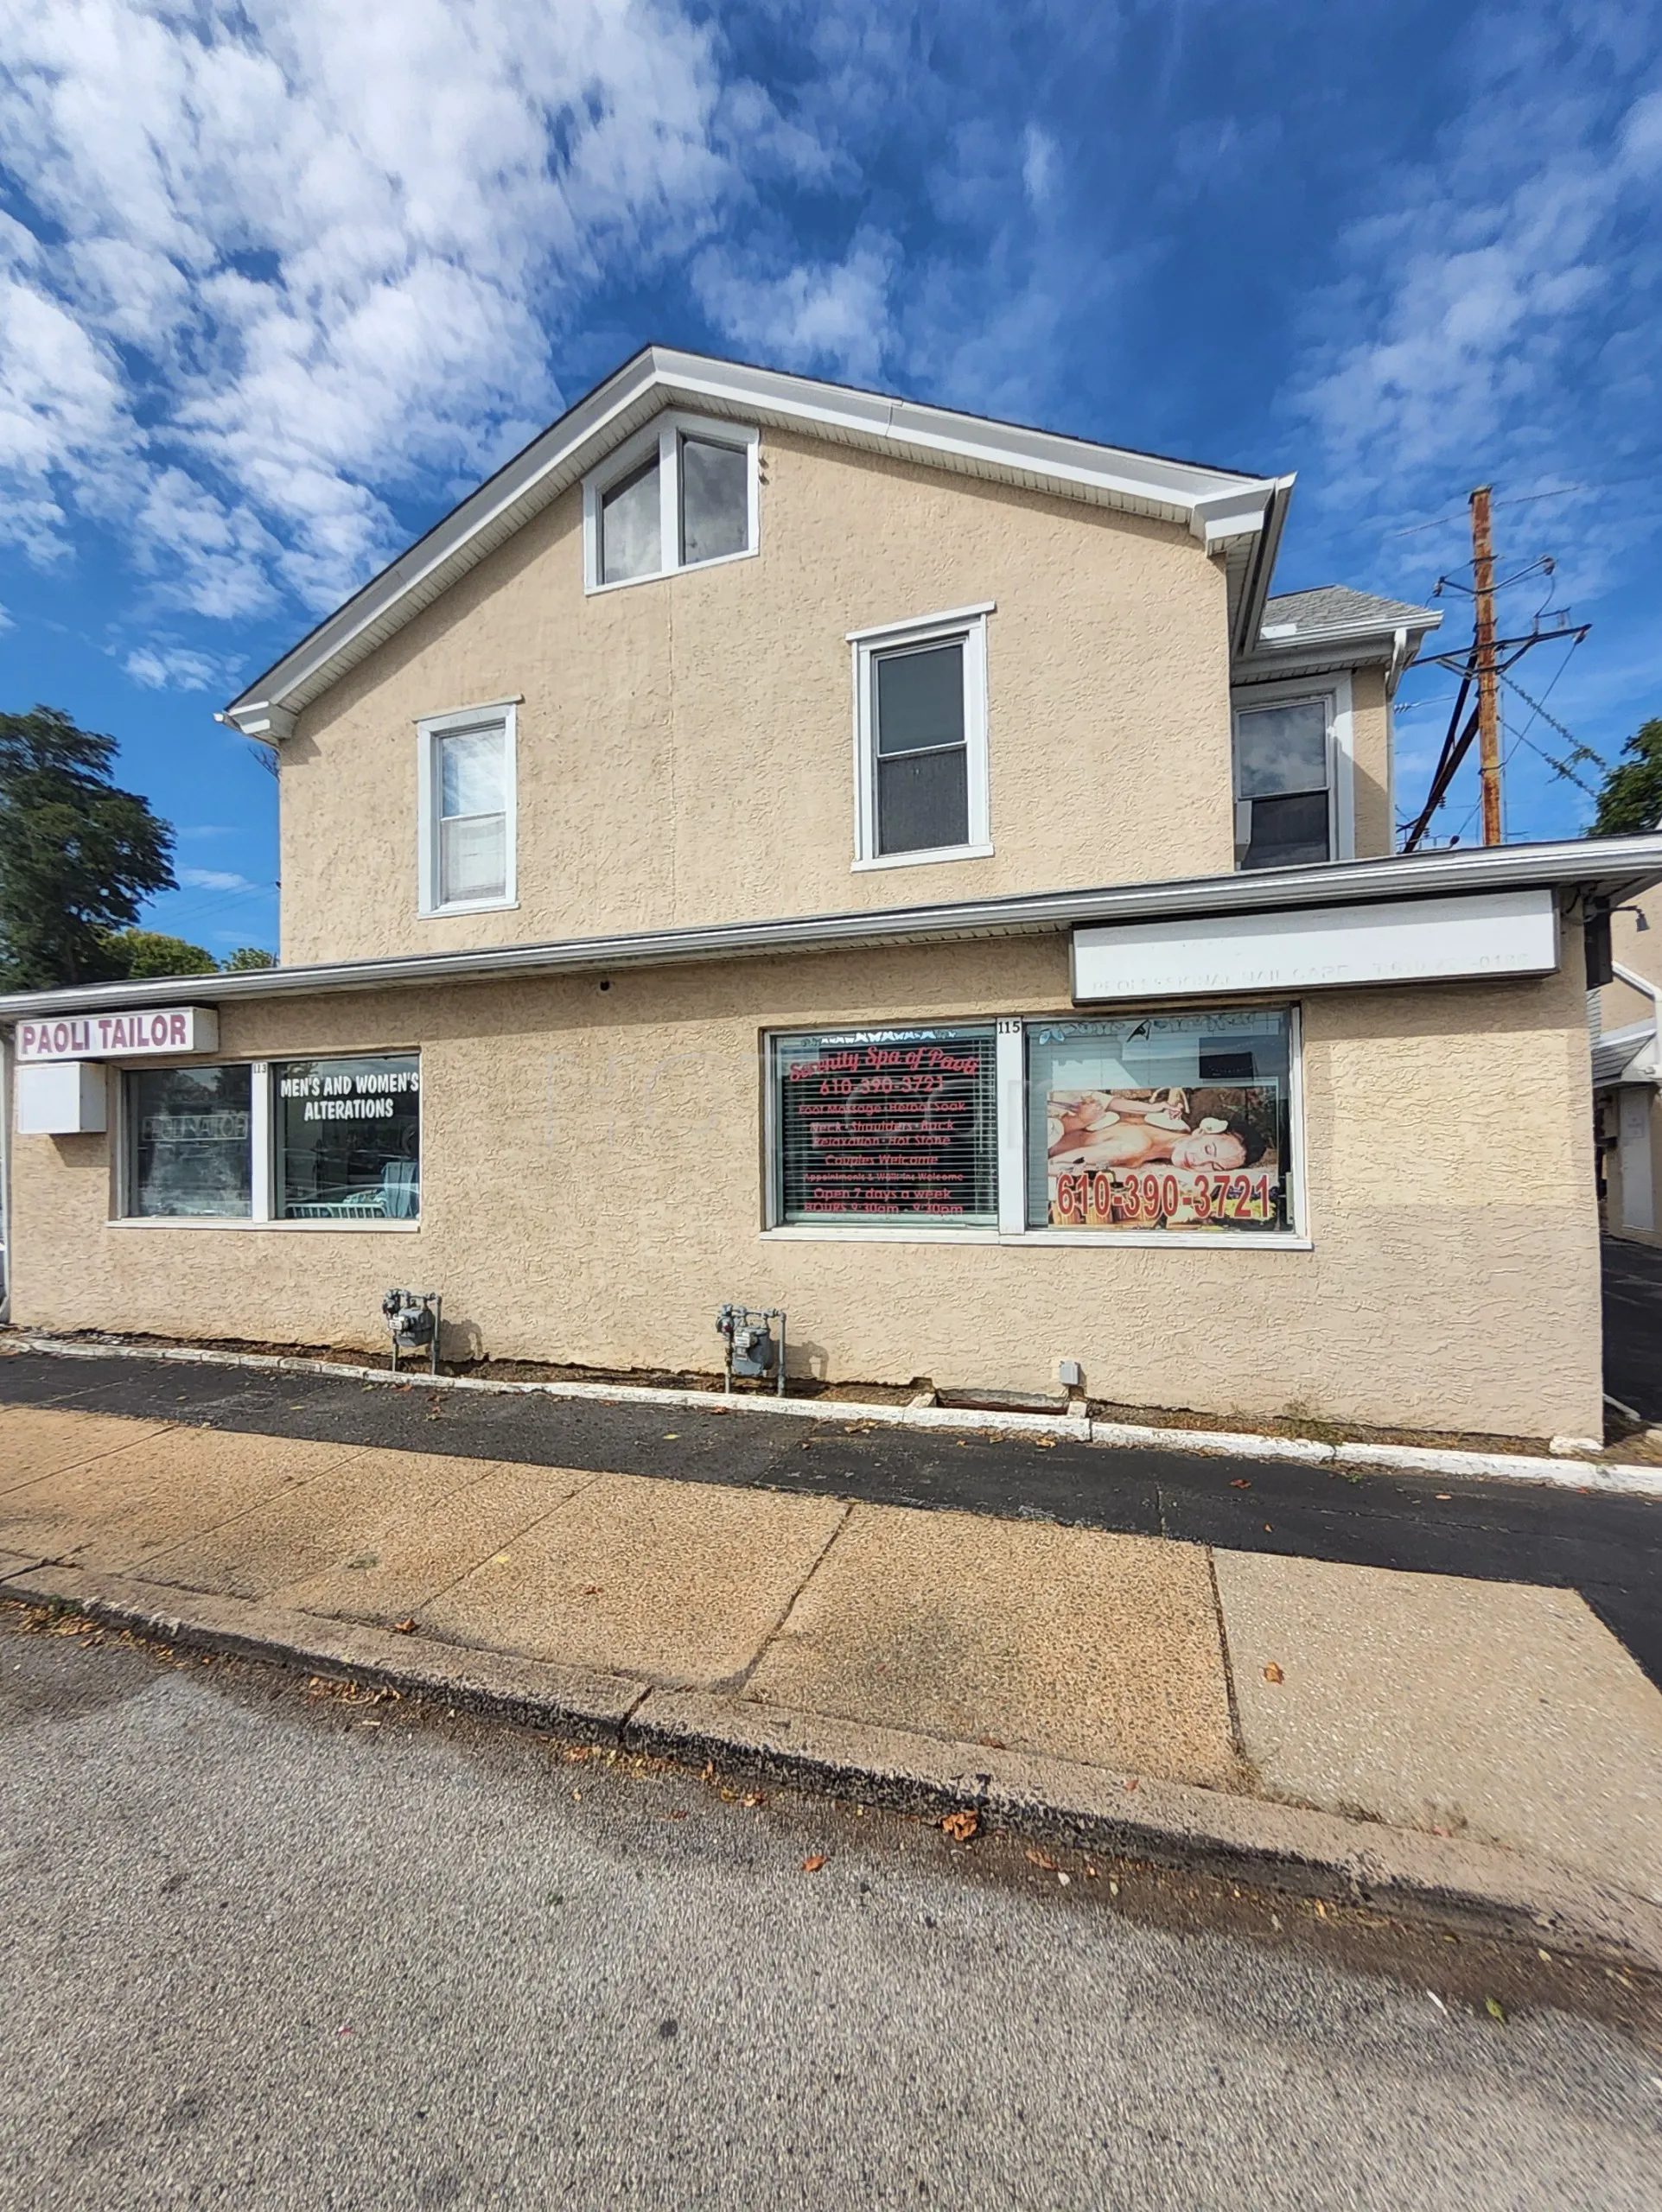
[6,348,1661,1441]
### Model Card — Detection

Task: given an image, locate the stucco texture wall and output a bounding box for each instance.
[277,429,1236,965]
[1349,665,1392,859]
[10,932,1602,1441]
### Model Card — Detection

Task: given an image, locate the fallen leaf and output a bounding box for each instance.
[1033,1436,1056,1449]
[1230,1478,1251,1489]
[1485,1995,1507,2024]
[391,1618,417,1635]
[663,1433,679,1440]
[1026,1848,1060,1872]
[1263,1662,1284,1685]
[940,1809,979,1842]
[801,1854,828,1872]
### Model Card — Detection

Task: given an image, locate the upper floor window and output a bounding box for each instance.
[850,606,993,869]
[417,702,517,916]
[1233,694,1334,871]
[583,413,759,592]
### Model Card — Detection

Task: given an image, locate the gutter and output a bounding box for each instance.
[3,836,1660,1022]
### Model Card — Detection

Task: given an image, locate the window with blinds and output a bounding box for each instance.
[771,1026,998,1226]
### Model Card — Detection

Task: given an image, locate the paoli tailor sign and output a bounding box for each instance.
[15,1007,220,1064]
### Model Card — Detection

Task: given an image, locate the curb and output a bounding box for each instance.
[5,1560,1659,1976]
[9,1330,1662,1497]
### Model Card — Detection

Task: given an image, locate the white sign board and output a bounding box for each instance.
[1072,887,1558,1003]
[16,1062,107,1135]
[15,1006,220,1064]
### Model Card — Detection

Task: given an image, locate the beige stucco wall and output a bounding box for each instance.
[278,427,1237,966]
[1350,664,1392,859]
[10,927,1602,1440]
[1598,887,1662,1033]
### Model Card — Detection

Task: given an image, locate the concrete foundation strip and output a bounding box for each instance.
[8,1332,1662,1499]
[3,1559,1658,1976]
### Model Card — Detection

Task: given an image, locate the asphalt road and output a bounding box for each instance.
[2,1610,1659,2211]
[3,1344,1659,1691]
[1603,1235,1662,1425]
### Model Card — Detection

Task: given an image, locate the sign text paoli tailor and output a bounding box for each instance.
[15,1007,220,1064]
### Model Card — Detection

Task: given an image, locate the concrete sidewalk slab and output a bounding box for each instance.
[1214,1549,1662,1905]
[0,1427,366,1573]
[743,1502,1240,1789]
[0,1407,177,1496]
[277,1462,602,1627]
[131,1446,554,1604]
[416,1470,849,1688]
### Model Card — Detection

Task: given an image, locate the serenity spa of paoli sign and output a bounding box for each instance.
[16,1007,220,1063]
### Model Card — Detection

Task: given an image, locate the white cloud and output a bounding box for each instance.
[0,0,737,614]
[178,867,259,892]
[692,231,901,385]
[1022,126,1059,209]
[1289,10,1662,596]
[124,643,226,690]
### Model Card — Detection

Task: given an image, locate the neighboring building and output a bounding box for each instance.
[4,348,1659,1441]
[1593,887,1662,1245]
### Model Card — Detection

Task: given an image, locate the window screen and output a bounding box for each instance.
[772,1027,997,1225]
[276,1055,420,1219]
[875,640,969,855]
[1027,1010,1293,1233]
[436,725,506,905]
[679,436,748,565]
[129,1063,252,1217]
[1235,699,1331,870]
[600,454,662,584]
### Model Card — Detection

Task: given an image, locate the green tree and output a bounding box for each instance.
[223,944,277,970]
[0,706,176,988]
[1589,717,1662,837]
[101,928,218,978]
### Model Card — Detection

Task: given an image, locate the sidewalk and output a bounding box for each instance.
[3,1357,1662,1968]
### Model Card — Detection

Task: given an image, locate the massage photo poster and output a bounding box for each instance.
[1046,1082,1283,1231]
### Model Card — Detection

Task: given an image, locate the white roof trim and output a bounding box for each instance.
[6,835,1660,1021]
[226,347,1289,732]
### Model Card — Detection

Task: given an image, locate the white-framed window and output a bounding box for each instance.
[417,702,517,917]
[849,605,993,869]
[761,1007,1306,1245]
[118,1055,421,1226]
[583,412,760,593]
[1232,676,1353,872]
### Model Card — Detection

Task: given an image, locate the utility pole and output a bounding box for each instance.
[1470,485,1503,845]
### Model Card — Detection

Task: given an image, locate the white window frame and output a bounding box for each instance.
[583,412,761,594]
[761,1005,1310,1248]
[849,604,994,871]
[417,700,519,918]
[112,1056,423,1231]
[1231,673,1354,871]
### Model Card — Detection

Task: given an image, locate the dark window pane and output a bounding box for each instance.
[876,643,964,755]
[878,746,968,855]
[277,1055,420,1219]
[600,454,661,583]
[130,1064,252,1217]
[1243,791,1331,870]
[1235,700,1328,798]
[679,438,748,565]
[774,1027,997,1225]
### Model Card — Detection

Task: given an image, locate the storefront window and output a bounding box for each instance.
[1027,1010,1294,1234]
[275,1055,420,1219]
[772,1027,997,1225]
[129,1064,252,1217]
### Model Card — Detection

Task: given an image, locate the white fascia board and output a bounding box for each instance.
[6,835,1662,1025]
[225,346,1284,731]
[1237,607,1444,676]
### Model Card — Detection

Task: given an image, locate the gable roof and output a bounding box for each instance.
[224,345,1294,740]
[1237,583,1442,687]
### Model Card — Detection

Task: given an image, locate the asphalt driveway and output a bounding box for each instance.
[1604,1235,1662,1425]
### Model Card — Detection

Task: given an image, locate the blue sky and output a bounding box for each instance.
[2,0,1659,956]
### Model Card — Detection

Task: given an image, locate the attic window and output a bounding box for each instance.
[584,413,759,592]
